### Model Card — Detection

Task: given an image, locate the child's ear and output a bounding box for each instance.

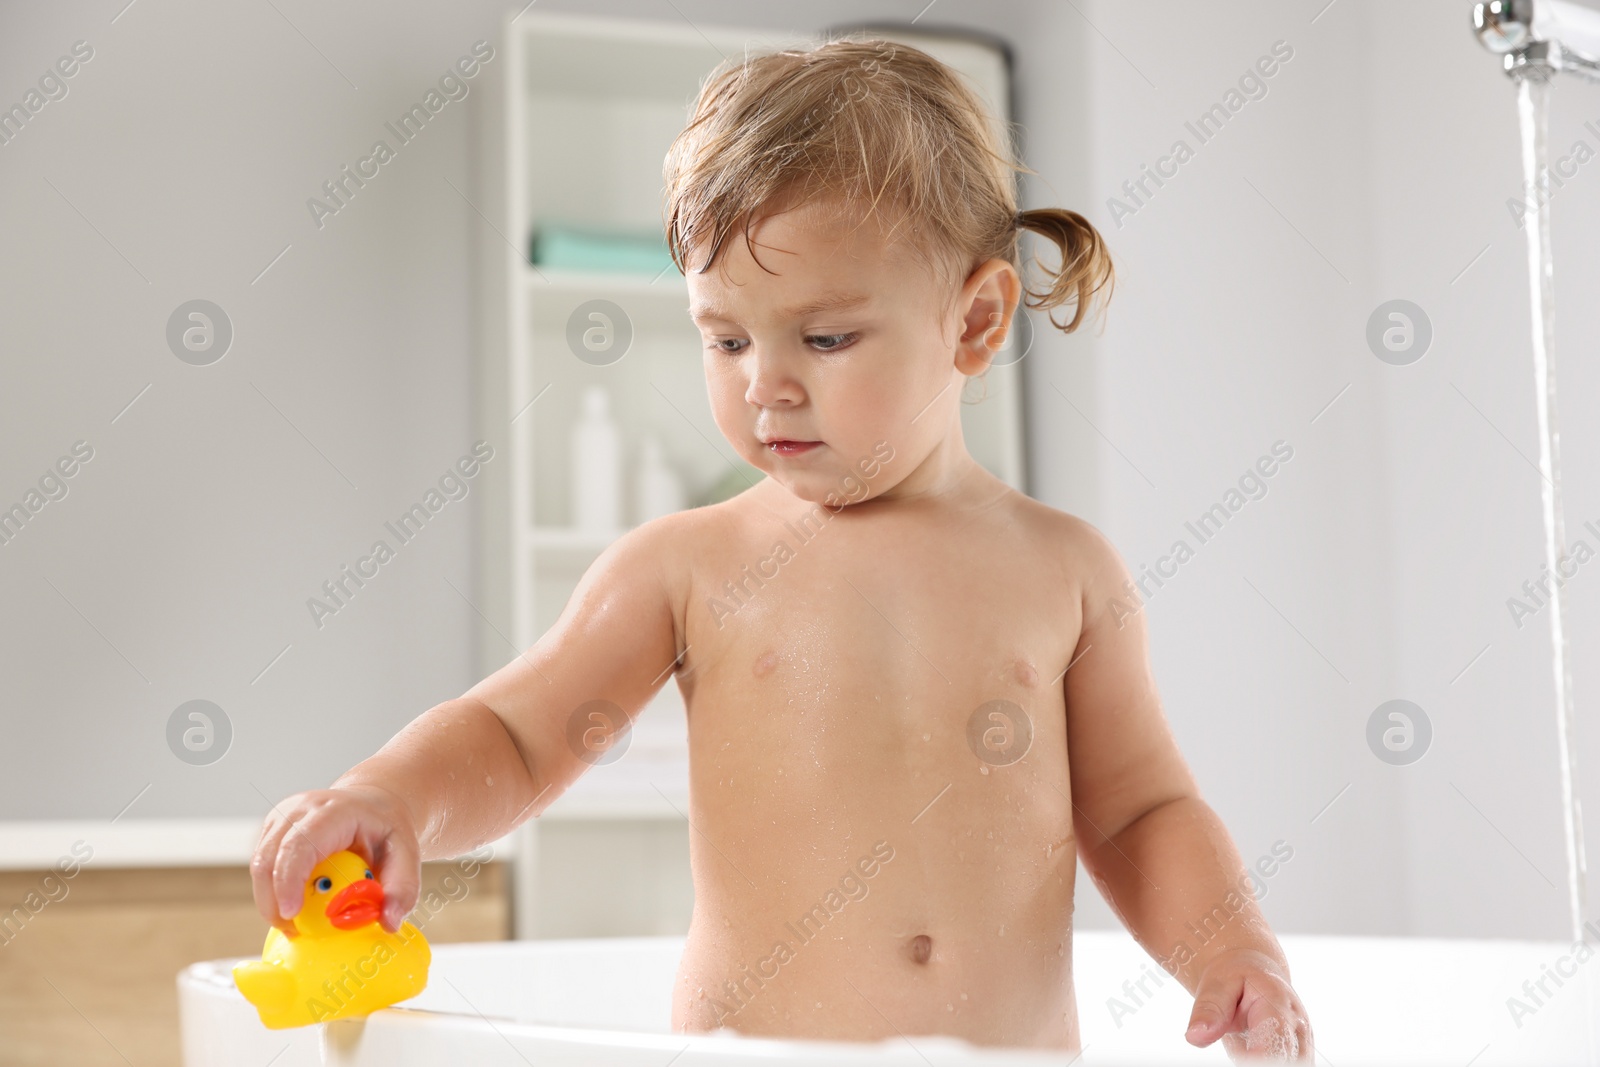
[955,259,1022,376]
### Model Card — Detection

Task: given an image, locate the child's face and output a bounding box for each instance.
[686,196,1018,508]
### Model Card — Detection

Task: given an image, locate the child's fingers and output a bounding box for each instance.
[248,790,420,936]
[1236,985,1313,1061]
[1188,961,1312,1061]
[1233,1015,1308,1061]
[372,833,422,933]
[249,816,299,935]
[1286,1017,1312,1062]
[1185,970,1245,1047]
[271,805,359,924]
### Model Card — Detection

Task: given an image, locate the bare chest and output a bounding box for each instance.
[673,506,1080,833]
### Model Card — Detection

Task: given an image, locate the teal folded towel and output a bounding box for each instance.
[531,223,678,276]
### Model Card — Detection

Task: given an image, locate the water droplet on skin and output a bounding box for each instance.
[946,1002,954,1012]
[960,992,968,1000]
[979,765,990,775]
[485,775,494,786]
[998,925,1005,936]
[922,733,930,742]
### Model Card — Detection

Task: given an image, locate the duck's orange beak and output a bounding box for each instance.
[325,878,385,930]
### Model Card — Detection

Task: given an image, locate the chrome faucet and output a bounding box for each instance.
[1474,0,1600,81]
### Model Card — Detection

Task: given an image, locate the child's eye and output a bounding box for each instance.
[706,334,856,355]
[315,876,333,892]
[807,333,856,352]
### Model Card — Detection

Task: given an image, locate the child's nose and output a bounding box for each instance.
[744,348,804,407]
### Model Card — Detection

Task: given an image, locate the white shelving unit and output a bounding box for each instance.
[473,11,1024,939]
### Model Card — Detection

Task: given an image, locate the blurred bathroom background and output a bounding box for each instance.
[3,0,1598,1062]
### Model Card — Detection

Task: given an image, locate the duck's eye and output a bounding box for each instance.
[315,876,333,892]
[364,869,374,880]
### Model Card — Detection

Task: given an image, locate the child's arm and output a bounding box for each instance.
[249,517,684,937]
[1062,519,1312,1061]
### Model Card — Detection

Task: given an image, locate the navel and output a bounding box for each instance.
[752,649,778,678]
[909,933,932,965]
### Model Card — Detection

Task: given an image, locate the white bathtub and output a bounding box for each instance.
[177,930,1600,1065]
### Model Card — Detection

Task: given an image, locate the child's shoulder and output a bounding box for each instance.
[1000,490,1132,590]
[1000,486,1115,549]
[589,488,752,590]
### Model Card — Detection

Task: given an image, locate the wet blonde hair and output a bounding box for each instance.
[662,35,1114,335]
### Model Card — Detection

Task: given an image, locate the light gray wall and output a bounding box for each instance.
[1371,2,1600,940]
[1058,0,1600,942]
[2,0,1589,942]
[1033,0,1406,938]
[0,0,503,817]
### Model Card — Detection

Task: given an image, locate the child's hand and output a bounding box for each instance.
[248,784,422,938]
[1184,948,1313,1061]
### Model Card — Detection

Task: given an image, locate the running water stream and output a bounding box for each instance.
[1515,64,1591,945]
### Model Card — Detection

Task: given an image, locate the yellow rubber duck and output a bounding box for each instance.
[232,849,430,1029]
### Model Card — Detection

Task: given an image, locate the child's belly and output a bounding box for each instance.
[669,566,1081,1049]
[671,862,1080,1049]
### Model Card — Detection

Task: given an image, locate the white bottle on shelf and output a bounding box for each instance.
[635,436,685,524]
[571,385,621,535]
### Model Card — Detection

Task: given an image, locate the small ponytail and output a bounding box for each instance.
[1014,207,1115,334]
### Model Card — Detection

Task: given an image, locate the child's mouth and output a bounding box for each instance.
[766,440,821,456]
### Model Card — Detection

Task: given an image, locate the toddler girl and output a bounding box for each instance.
[252,34,1311,1061]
